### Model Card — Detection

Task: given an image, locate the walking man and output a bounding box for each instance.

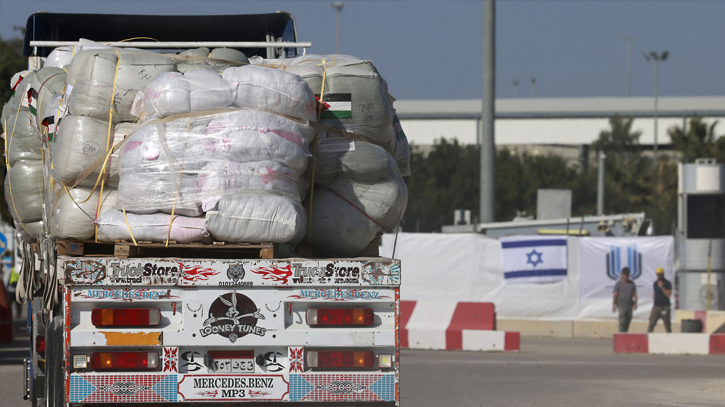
[648,267,672,332]
[613,267,637,332]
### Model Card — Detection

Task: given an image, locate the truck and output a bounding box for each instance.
[16,12,401,407]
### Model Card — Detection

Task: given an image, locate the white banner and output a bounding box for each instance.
[501,236,567,284]
[578,236,674,300]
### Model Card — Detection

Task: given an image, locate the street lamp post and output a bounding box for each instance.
[331,2,345,54]
[644,51,668,169]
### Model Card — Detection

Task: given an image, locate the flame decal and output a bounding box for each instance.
[179,263,219,283]
[250,265,293,284]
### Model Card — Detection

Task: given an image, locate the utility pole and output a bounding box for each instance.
[480,0,496,223]
[644,51,668,169]
[530,77,536,98]
[597,151,606,215]
[331,2,345,54]
[623,37,632,97]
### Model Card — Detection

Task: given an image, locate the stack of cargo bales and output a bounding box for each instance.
[2,71,45,242]
[47,48,176,240]
[263,55,410,256]
[104,64,315,244]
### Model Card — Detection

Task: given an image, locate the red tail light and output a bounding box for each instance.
[306,350,375,369]
[91,308,161,326]
[90,352,159,371]
[35,336,45,354]
[306,308,374,326]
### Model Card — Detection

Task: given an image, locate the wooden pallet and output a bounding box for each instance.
[56,240,281,259]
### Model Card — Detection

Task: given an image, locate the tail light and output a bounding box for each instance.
[35,336,45,354]
[91,308,161,326]
[90,351,159,371]
[306,350,375,369]
[306,308,374,326]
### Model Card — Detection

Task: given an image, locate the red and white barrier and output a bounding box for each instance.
[400,300,519,351]
[613,333,725,355]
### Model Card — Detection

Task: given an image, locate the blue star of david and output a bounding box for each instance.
[526,249,543,267]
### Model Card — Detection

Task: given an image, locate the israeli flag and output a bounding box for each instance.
[501,236,568,284]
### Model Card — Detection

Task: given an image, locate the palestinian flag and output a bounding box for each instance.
[317,93,352,120]
[27,87,38,116]
[42,115,57,142]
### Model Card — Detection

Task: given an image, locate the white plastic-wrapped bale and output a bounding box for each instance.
[44,47,74,68]
[117,170,203,216]
[51,115,134,188]
[15,220,44,243]
[144,72,190,118]
[144,70,233,119]
[5,112,41,165]
[68,49,175,122]
[205,109,313,174]
[205,193,306,243]
[28,67,66,129]
[198,160,302,211]
[4,160,44,224]
[50,188,117,240]
[307,171,408,256]
[222,65,317,121]
[176,47,211,74]
[314,140,397,184]
[208,48,249,70]
[273,57,396,153]
[96,209,208,243]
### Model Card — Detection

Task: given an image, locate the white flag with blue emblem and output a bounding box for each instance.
[501,235,568,284]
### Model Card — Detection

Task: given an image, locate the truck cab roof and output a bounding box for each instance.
[23,11,299,58]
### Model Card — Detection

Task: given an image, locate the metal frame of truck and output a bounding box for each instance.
[18,12,401,407]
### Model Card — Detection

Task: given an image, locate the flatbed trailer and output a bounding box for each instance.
[16,11,402,407]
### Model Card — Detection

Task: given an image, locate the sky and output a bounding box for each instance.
[0,0,723,101]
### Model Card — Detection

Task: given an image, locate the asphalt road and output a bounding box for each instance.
[2,320,724,407]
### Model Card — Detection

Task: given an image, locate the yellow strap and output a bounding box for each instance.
[92,49,120,240]
[165,120,191,247]
[120,202,138,246]
[307,64,330,242]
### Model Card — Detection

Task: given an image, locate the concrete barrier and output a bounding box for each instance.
[401,301,519,352]
[614,333,725,354]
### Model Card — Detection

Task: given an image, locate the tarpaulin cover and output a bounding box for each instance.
[380,233,674,321]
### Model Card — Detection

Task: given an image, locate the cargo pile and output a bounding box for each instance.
[2,42,409,257]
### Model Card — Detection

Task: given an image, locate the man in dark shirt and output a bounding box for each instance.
[613,267,637,333]
[648,267,672,332]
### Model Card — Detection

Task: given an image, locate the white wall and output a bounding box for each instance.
[381,232,670,322]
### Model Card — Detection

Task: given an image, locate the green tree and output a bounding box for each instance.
[668,117,723,163]
[593,116,676,235]
[403,140,595,232]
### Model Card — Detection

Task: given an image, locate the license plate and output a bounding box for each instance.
[208,351,255,373]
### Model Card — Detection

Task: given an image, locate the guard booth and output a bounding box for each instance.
[676,158,725,310]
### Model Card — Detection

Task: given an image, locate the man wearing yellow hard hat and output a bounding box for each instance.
[647,267,672,332]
